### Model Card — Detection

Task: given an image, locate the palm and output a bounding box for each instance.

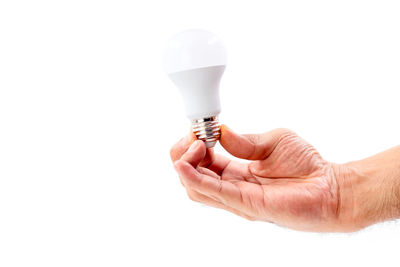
[200,132,340,231]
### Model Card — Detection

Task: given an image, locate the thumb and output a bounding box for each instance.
[220,125,291,160]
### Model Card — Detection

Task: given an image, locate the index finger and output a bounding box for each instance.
[170,130,197,162]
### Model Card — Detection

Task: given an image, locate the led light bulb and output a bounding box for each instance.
[163,29,227,148]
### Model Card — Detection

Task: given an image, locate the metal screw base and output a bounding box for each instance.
[191,116,220,148]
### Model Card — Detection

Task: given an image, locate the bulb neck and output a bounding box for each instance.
[191,116,220,148]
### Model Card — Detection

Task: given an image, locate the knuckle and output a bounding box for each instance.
[235,211,256,221]
[186,190,198,202]
[247,133,261,146]
[178,177,186,187]
[244,215,256,221]
[276,127,296,136]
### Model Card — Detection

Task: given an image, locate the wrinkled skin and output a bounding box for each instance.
[171,126,360,232]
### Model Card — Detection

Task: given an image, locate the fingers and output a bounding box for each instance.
[174,140,206,187]
[170,131,197,163]
[181,140,206,168]
[198,147,214,168]
[201,154,231,176]
[175,146,269,222]
[174,159,242,208]
[170,131,215,168]
[220,125,292,160]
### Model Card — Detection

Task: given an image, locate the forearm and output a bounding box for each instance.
[341,146,400,229]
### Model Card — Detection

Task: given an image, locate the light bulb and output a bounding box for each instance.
[163,29,227,148]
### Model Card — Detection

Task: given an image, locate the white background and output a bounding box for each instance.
[1,0,400,266]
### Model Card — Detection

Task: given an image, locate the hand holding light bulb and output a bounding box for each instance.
[166,29,400,233]
[164,29,226,148]
[171,126,400,232]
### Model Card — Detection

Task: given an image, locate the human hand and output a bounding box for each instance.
[170,126,400,232]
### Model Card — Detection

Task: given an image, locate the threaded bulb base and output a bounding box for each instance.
[191,116,220,148]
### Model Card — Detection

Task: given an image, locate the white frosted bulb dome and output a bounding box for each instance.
[163,29,227,148]
[163,29,227,74]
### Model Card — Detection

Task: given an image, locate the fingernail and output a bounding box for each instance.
[220,124,230,133]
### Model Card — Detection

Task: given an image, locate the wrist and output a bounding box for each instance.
[336,150,400,230]
[330,163,366,231]
[352,158,400,222]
